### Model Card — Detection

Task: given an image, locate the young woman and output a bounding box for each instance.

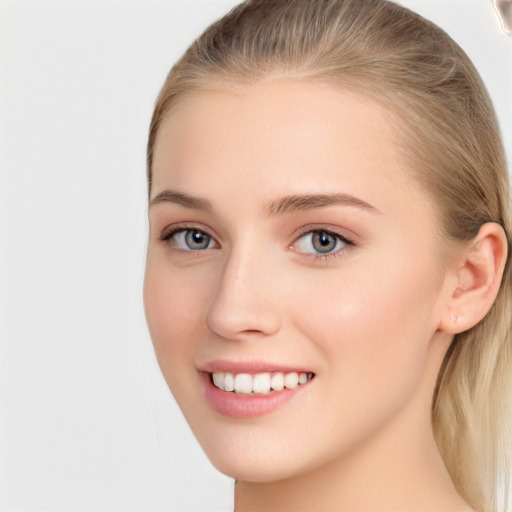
[143,1,512,510]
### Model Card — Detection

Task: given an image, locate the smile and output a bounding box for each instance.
[210,371,314,395]
[200,365,316,418]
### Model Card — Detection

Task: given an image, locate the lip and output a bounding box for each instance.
[198,359,313,374]
[198,360,315,419]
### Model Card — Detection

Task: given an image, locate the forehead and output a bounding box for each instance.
[151,80,422,214]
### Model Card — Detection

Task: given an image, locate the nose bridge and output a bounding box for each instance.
[206,237,281,340]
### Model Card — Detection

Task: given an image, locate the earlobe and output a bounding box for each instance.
[439,222,508,334]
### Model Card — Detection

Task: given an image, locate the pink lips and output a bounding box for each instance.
[199,359,312,375]
[198,360,314,419]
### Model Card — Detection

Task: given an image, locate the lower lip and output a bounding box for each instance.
[201,373,310,419]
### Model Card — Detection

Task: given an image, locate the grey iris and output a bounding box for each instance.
[185,230,211,250]
[312,232,337,253]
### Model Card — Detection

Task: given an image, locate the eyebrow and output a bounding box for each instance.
[149,189,380,215]
[149,190,212,211]
[266,193,381,216]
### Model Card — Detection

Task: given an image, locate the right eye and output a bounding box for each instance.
[160,228,216,251]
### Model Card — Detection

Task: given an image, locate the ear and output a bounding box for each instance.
[439,222,508,334]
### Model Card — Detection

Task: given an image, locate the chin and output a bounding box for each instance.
[192,427,319,484]
[208,454,300,483]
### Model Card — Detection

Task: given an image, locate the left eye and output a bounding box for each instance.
[294,230,348,255]
[168,229,215,251]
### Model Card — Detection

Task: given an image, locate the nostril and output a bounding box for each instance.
[206,300,281,340]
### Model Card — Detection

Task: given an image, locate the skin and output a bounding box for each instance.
[144,80,484,511]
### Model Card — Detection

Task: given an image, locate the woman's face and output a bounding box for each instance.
[144,81,454,482]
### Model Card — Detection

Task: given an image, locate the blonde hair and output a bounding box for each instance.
[147,1,512,509]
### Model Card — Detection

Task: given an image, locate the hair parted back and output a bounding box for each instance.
[147,1,512,509]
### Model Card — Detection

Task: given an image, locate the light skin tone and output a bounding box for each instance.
[144,80,507,511]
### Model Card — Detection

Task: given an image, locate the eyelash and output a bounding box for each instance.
[159,223,218,252]
[158,224,356,261]
[292,226,355,261]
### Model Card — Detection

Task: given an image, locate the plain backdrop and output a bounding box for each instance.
[0,1,510,511]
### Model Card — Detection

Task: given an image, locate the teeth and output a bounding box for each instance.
[211,371,313,394]
[224,372,234,392]
[212,372,224,389]
[270,372,284,391]
[234,373,253,394]
[284,372,299,389]
[253,373,271,394]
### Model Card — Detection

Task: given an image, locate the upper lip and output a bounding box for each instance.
[198,359,313,374]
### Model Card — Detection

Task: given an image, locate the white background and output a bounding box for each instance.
[1,1,510,511]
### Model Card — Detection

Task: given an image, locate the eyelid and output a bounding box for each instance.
[157,222,357,260]
[159,222,220,250]
[290,224,357,260]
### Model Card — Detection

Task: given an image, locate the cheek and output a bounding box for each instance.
[273,257,441,463]
[143,255,212,383]
[292,253,439,390]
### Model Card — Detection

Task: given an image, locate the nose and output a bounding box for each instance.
[206,244,282,341]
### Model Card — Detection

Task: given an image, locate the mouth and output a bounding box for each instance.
[199,364,316,418]
[209,371,315,395]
